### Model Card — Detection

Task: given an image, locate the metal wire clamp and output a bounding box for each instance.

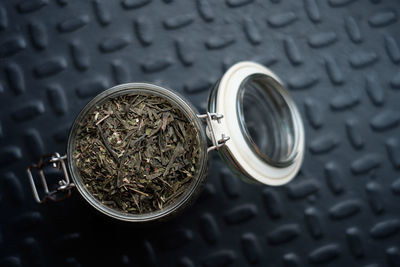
[26,152,75,203]
[197,112,230,153]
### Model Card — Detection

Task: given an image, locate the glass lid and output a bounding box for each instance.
[208,61,305,186]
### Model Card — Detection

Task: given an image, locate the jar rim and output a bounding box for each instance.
[66,83,208,222]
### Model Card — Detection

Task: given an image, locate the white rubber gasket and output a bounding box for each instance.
[212,61,305,186]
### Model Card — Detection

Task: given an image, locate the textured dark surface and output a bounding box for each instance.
[0,0,400,266]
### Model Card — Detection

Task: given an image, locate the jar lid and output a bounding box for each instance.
[208,61,305,186]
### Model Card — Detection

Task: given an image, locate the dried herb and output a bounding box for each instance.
[73,93,200,214]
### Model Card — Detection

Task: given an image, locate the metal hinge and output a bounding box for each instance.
[197,112,230,153]
[26,152,75,204]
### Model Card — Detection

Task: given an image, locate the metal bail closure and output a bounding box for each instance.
[197,112,230,152]
[27,152,75,203]
[207,61,305,186]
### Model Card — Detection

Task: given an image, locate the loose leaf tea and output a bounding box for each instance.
[73,93,201,214]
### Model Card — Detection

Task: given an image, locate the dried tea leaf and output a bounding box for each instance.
[73,93,200,214]
[145,128,152,136]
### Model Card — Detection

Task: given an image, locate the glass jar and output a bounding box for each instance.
[27,61,305,223]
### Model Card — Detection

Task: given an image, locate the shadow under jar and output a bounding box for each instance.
[26,61,305,223]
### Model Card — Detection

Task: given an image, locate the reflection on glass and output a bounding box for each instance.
[237,74,296,167]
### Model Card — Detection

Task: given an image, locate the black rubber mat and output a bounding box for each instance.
[1,0,400,266]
